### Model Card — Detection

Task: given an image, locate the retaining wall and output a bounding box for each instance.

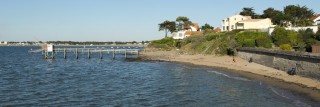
[237,48,320,80]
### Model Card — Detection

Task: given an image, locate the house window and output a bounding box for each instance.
[234,18,236,20]
[223,26,225,31]
[231,25,234,29]
[226,26,229,31]
[242,18,243,20]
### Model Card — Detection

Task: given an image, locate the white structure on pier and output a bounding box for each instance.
[0,41,7,45]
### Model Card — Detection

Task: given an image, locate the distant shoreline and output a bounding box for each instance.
[0,44,147,47]
[140,49,320,101]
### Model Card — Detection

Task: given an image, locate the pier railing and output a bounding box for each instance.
[30,48,140,59]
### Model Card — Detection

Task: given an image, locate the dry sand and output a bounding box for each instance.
[140,49,320,92]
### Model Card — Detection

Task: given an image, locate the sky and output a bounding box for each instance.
[0,0,319,42]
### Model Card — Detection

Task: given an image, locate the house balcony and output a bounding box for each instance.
[236,23,244,29]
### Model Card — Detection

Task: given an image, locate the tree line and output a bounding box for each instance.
[159,16,214,38]
[239,5,315,26]
[153,5,320,53]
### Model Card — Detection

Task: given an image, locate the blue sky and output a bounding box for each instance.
[0,0,319,42]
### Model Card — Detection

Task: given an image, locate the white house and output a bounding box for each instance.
[310,14,320,26]
[172,23,203,39]
[236,18,273,31]
[221,14,251,32]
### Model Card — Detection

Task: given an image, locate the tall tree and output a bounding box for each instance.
[284,5,315,26]
[261,8,279,18]
[159,20,176,38]
[176,16,193,30]
[240,7,260,19]
[261,8,287,25]
[200,23,214,31]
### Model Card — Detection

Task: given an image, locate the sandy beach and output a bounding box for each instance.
[140,49,320,99]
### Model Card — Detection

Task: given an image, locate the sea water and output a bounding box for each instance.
[0,46,319,107]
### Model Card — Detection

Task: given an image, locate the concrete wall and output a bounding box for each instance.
[237,48,320,80]
[237,18,272,30]
[268,26,318,35]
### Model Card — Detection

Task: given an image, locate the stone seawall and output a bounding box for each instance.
[237,48,320,80]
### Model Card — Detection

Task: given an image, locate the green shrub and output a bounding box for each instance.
[242,39,255,47]
[271,26,300,46]
[227,48,236,56]
[280,44,292,50]
[175,41,182,48]
[148,37,176,50]
[235,31,269,48]
[181,35,206,46]
[296,42,306,51]
[305,38,319,52]
[255,35,272,48]
[205,33,221,41]
[151,37,175,46]
[232,29,244,33]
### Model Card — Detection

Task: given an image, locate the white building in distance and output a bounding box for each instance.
[221,14,251,32]
[310,14,320,26]
[172,23,203,39]
[221,14,274,32]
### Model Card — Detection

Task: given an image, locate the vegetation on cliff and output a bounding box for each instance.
[149,26,320,55]
[151,5,320,55]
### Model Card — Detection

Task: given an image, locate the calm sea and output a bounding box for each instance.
[0,46,319,107]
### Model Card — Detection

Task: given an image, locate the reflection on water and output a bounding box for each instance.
[0,46,319,107]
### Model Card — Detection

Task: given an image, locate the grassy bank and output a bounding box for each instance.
[149,27,320,55]
[148,30,240,55]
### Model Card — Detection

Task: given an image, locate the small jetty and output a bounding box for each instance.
[29,44,141,59]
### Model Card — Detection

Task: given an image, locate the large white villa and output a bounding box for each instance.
[221,14,274,32]
[221,14,251,31]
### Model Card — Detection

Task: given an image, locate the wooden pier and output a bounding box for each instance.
[30,47,140,59]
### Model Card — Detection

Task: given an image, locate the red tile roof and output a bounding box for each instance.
[310,14,320,20]
[214,27,221,32]
[193,23,199,30]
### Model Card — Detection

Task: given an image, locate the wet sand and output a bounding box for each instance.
[140,49,320,101]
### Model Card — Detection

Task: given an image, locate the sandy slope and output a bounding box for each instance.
[140,49,320,90]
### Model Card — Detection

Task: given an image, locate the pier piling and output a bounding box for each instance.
[113,49,115,59]
[88,49,91,59]
[52,51,54,59]
[76,48,78,59]
[125,49,127,59]
[100,49,103,59]
[64,48,66,59]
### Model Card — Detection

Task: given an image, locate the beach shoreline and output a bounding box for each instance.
[139,49,320,101]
